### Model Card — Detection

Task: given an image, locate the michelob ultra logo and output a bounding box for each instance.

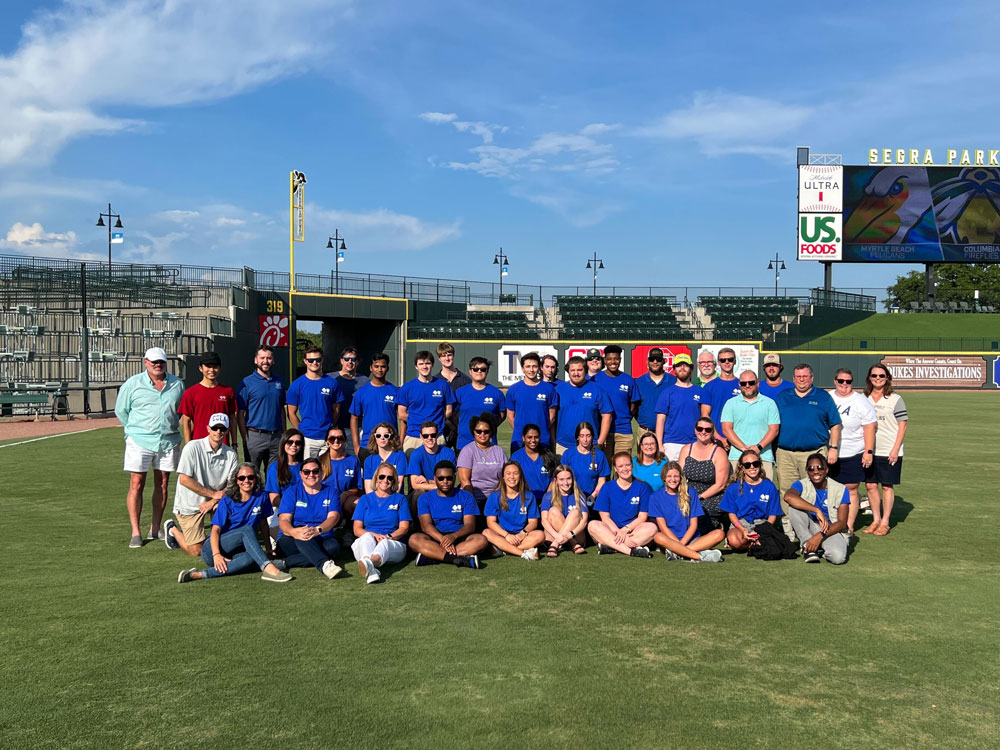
[798,214,842,261]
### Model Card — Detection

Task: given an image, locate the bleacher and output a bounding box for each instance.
[699,295,800,340]
[409,309,540,340]
[555,295,682,339]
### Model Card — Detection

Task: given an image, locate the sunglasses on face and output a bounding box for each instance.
[836,378,853,384]
[741,461,762,469]
[740,380,757,386]
[342,356,357,362]
[435,474,455,482]
[236,475,256,482]
[474,428,492,435]
[695,426,713,434]
[149,360,166,366]
[421,433,438,439]
[698,361,714,367]
[300,468,321,476]
[305,357,322,364]
[648,358,663,363]
[870,374,887,380]
[806,465,825,472]
[470,366,488,373]
[376,474,393,481]
[374,433,391,439]
[327,436,345,443]
[718,357,736,364]
[286,439,303,446]
[209,425,227,432]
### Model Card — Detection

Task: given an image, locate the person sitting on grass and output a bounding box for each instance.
[587,452,657,557]
[276,456,345,580]
[408,460,486,569]
[783,454,850,565]
[648,461,723,562]
[352,463,411,584]
[510,424,555,504]
[178,463,292,583]
[720,449,783,553]
[540,465,588,557]
[406,421,457,516]
[560,421,609,509]
[482,461,545,560]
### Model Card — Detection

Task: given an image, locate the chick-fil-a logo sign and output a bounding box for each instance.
[259,315,289,347]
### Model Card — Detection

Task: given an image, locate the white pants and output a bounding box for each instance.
[303,437,328,459]
[663,442,685,462]
[351,532,406,566]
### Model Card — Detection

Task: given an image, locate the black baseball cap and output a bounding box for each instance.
[648,348,664,362]
[586,348,602,360]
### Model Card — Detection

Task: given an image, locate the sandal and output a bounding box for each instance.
[572,542,587,555]
[861,524,876,534]
[546,544,561,558]
[873,525,890,536]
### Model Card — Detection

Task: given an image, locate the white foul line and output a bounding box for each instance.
[0,427,103,449]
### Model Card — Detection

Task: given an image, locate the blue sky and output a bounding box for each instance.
[1,0,998,297]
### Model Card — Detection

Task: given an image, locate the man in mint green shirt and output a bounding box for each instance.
[114,347,184,549]
[720,370,780,477]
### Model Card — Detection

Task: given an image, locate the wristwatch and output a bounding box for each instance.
[865,449,873,455]
[827,444,837,450]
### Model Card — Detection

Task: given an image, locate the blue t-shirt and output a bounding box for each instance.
[334,374,368,429]
[632,458,667,492]
[454,383,506,451]
[648,488,704,539]
[758,379,794,400]
[397,376,457,438]
[211,490,272,534]
[286,375,344,440]
[790,480,850,522]
[406,445,457,480]
[236,372,285,432]
[702,377,741,425]
[719,479,783,524]
[655,384,705,444]
[555,380,613,449]
[506,380,558,450]
[635,371,676,430]
[484,491,539,533]
[364,451,409,483]
[417,489,480,533]
[353,491,412,535]
[562,446,610,497]
[348,381,399,443]
[265,461,301,496]
[277,482,342,538]
[324,455,361,495]
[775,387,842,451]
[541,491,582,515]
[594,371,640,434]
[594,480,651,528]
[510,448,551,503]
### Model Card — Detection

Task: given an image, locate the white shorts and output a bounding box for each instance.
[123,436,180,473]
[663,442,685,462]
[303,437,329,459]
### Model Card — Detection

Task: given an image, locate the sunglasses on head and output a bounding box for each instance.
[421,432,438,439]
[300,468,321,476]
[305,357,322,364]
[236,474,256,482]
[741,460,761,469]
[327,435,345,443]
[739,380,757,386]
[376,474,393,481]
[694,426,713,434]
[471,366,488,373]
[718,357,736,363]
[836,378,853,384]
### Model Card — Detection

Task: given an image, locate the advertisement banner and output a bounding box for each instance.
[799,165,843,212]
[628,344,692,377]
[692,343,760,377]
[880,354,986,388]
[259,314,289,347]
[496,344,558,386]
[798,214,842,261]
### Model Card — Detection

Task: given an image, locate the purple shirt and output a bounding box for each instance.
[456,443,507,505]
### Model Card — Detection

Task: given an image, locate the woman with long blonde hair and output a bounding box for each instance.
[648,461,723,562]
[540,465,587,556]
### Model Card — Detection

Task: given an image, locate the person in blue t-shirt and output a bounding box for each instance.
[276,456,345,580]
[348,353,398,458]
[396,350,456,455]
[363,423,409,494]
[540,465,588,556]
[654,354,704,462]
[561,421,610,504]
[351,462,412,584]
[720,449,783,553]
[555,356,613,454]
[758,353,794,400]
[647,461,724,562]
[264,428,304,545]
[285,346,345,458]
[634,348,676,437]
[594,345,640,463]
[700,347,741,449]
[632,432,668,491]
[406,421,457,512]
[784,454,850,564]
[177,463,293,583]
[318,426,363,518]
[407,460,486,568]
[454,357,507,451]
[482,461,545,560]
[510,425,555,504]
[587,453,656,557]
[505,352,559,451]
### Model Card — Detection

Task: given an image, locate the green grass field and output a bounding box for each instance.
[797,313,1000,351]
[2,392,998,749]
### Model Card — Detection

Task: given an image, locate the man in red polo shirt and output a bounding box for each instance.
[178,351,239,449]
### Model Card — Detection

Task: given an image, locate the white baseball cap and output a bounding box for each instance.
[144,347,168,363]
[208,413,230,429]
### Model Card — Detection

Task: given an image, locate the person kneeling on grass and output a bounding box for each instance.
[408,460,486,569]
[540,465,588,556]
[482,461,545,560]
[276,456,345,580]
[720,449,783,553]
[587,452,657,557]
[783,454,850,565]
[648,461,723,562]
[178,463,292,583]
[352,463,411,584]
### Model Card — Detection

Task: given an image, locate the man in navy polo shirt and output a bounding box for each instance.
[594,344,639,462]
[237,344,286,472]
[286,345,344,458]
[775,363,842,539]
[349,353,397,458]
[634,347,675,445]
[397,350,456,455]
[555,356,612,456]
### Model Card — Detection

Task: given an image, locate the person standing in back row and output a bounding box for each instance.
[398,350,456,455]
[594,344,640,463]
[634,348,676,451]
[758,353,793,400]
[236,344,285,472]
[332,347,367,457]
[178,351,238,449]
[286,345,344,458]
[505,352,558,452]
[454,357,506,451]
[435,342,472,449]
[555,356,613,457]
[349,353,397,460]
[700,347,740,449]
[654,353,704,462]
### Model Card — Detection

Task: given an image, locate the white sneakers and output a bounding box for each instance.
[322,560,344,579]
[520,548,539,561]
[698,549,723,563]
[360,557,381,584]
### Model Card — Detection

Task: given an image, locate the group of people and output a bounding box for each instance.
[114,340,908,582]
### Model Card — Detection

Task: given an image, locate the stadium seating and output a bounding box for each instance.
[554,295,683,339]
[699,295,800,340]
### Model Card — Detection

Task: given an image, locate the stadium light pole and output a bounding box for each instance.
[767,254,786,296]
[585,252,604,297]
[327,230,347,294]
[493,248,509,304]
[95,203,123,280]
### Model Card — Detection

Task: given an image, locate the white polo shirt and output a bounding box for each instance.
[173,436,238,515]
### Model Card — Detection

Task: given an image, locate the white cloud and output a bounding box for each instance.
[580,123,619,136]
[215,217,246,227]
[309,206,461,251]
[0,0,352,165]
[418,112,457,124]
[0,220,93,258]
[0,176,147,202]
[515,190,623,228]
[419,111,507,143]
[444,125,617,178]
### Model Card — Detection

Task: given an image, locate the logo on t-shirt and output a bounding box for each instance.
[322,498,331,507]
[519,506,527,515]
[344,468,355,477]
[296,500,308,508]
[384,395,395,403]
[484,397,495,405]
[629,495,640,505]
[322,387,331,395]
[451,504,463,514]
[432,389,443,398]
[536,393,548,402]
[693,394,701,402]
[582,392,593,400]
[250,506,261,516]
[758,494,770,502]
[618,384,629,392]
[389,503,399,510]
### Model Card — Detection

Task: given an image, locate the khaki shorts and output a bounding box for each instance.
[402,434,444,456]
[174,510,211,545]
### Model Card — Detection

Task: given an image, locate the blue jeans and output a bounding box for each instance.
[277,534,341,572]
[200,525,272,578]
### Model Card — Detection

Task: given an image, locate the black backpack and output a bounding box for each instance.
[747,522,799,561]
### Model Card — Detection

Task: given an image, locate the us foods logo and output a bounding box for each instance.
[798,214,842,261]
